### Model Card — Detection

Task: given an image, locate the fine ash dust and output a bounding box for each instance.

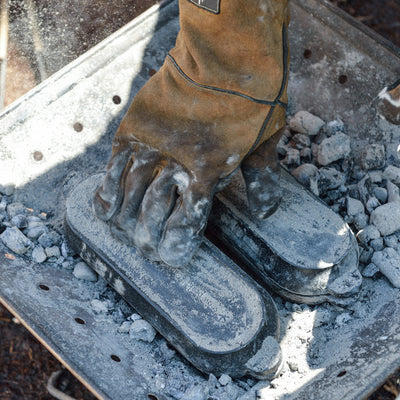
[1,112,400,399]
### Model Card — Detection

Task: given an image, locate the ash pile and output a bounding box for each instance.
[280,110,400,286]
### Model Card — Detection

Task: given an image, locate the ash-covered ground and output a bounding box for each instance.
[1,109,400,399]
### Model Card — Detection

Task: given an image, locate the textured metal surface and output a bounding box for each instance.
[0,244,154,400]
[0,0,400,399]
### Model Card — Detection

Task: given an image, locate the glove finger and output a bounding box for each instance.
[133,163,179,261]
[93,143,132,221]
[111,145,161,246]
[159,181,213,267]
[241,132,283,219]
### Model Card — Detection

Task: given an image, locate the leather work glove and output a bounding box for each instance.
[377,79,400,125]
[93,0,290,267]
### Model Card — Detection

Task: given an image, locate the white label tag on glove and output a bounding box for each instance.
[187,0,220,14]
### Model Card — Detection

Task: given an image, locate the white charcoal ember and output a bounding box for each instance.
[45,246,61,260]
[291,163,319,196]
[32,245,47,263]
[219,374,232,387]
[359,248,374,264]
[374,187,388,203]
[322,119,346,136]
[61,260,74,270]
[383,165,400,184]
[317,133,351,166]
[26,215,44,229]
[73,261,98,282]
[7,203,28,219]
[289,111,325,136]
[26,225,48,240]
[370,203,400,236]
[91,299,112,314]
[347,197,365,216]
[129,319,156,343]
[300,147,312,160]
[0,184,15,196]
[118,321,132,333]
[292,134,311,149]
[387,181,400,203]
[0,227,34,254]
[25,216,48,239]
[362,263,380,278]
[360,144,386,171]
[370,238,384,252]
[11,214,27,229]
[384,234,399,249]
[283,148,301,166]
[291,163,319,186]
[366,197,380,214]
[372,248,400,287]
[38,231,61,247]
[353,212,369,230]
[318,167,346,191]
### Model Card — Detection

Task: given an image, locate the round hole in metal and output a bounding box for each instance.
[112,95,121,105]
[73,122,83,132]
[303,49,312,59]
[33,151,43,161]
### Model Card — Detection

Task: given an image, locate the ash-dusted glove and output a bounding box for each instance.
[377,80,400,125]
[94,0,290,267]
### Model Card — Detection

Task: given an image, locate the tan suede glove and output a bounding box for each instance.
[94,0,290,266]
